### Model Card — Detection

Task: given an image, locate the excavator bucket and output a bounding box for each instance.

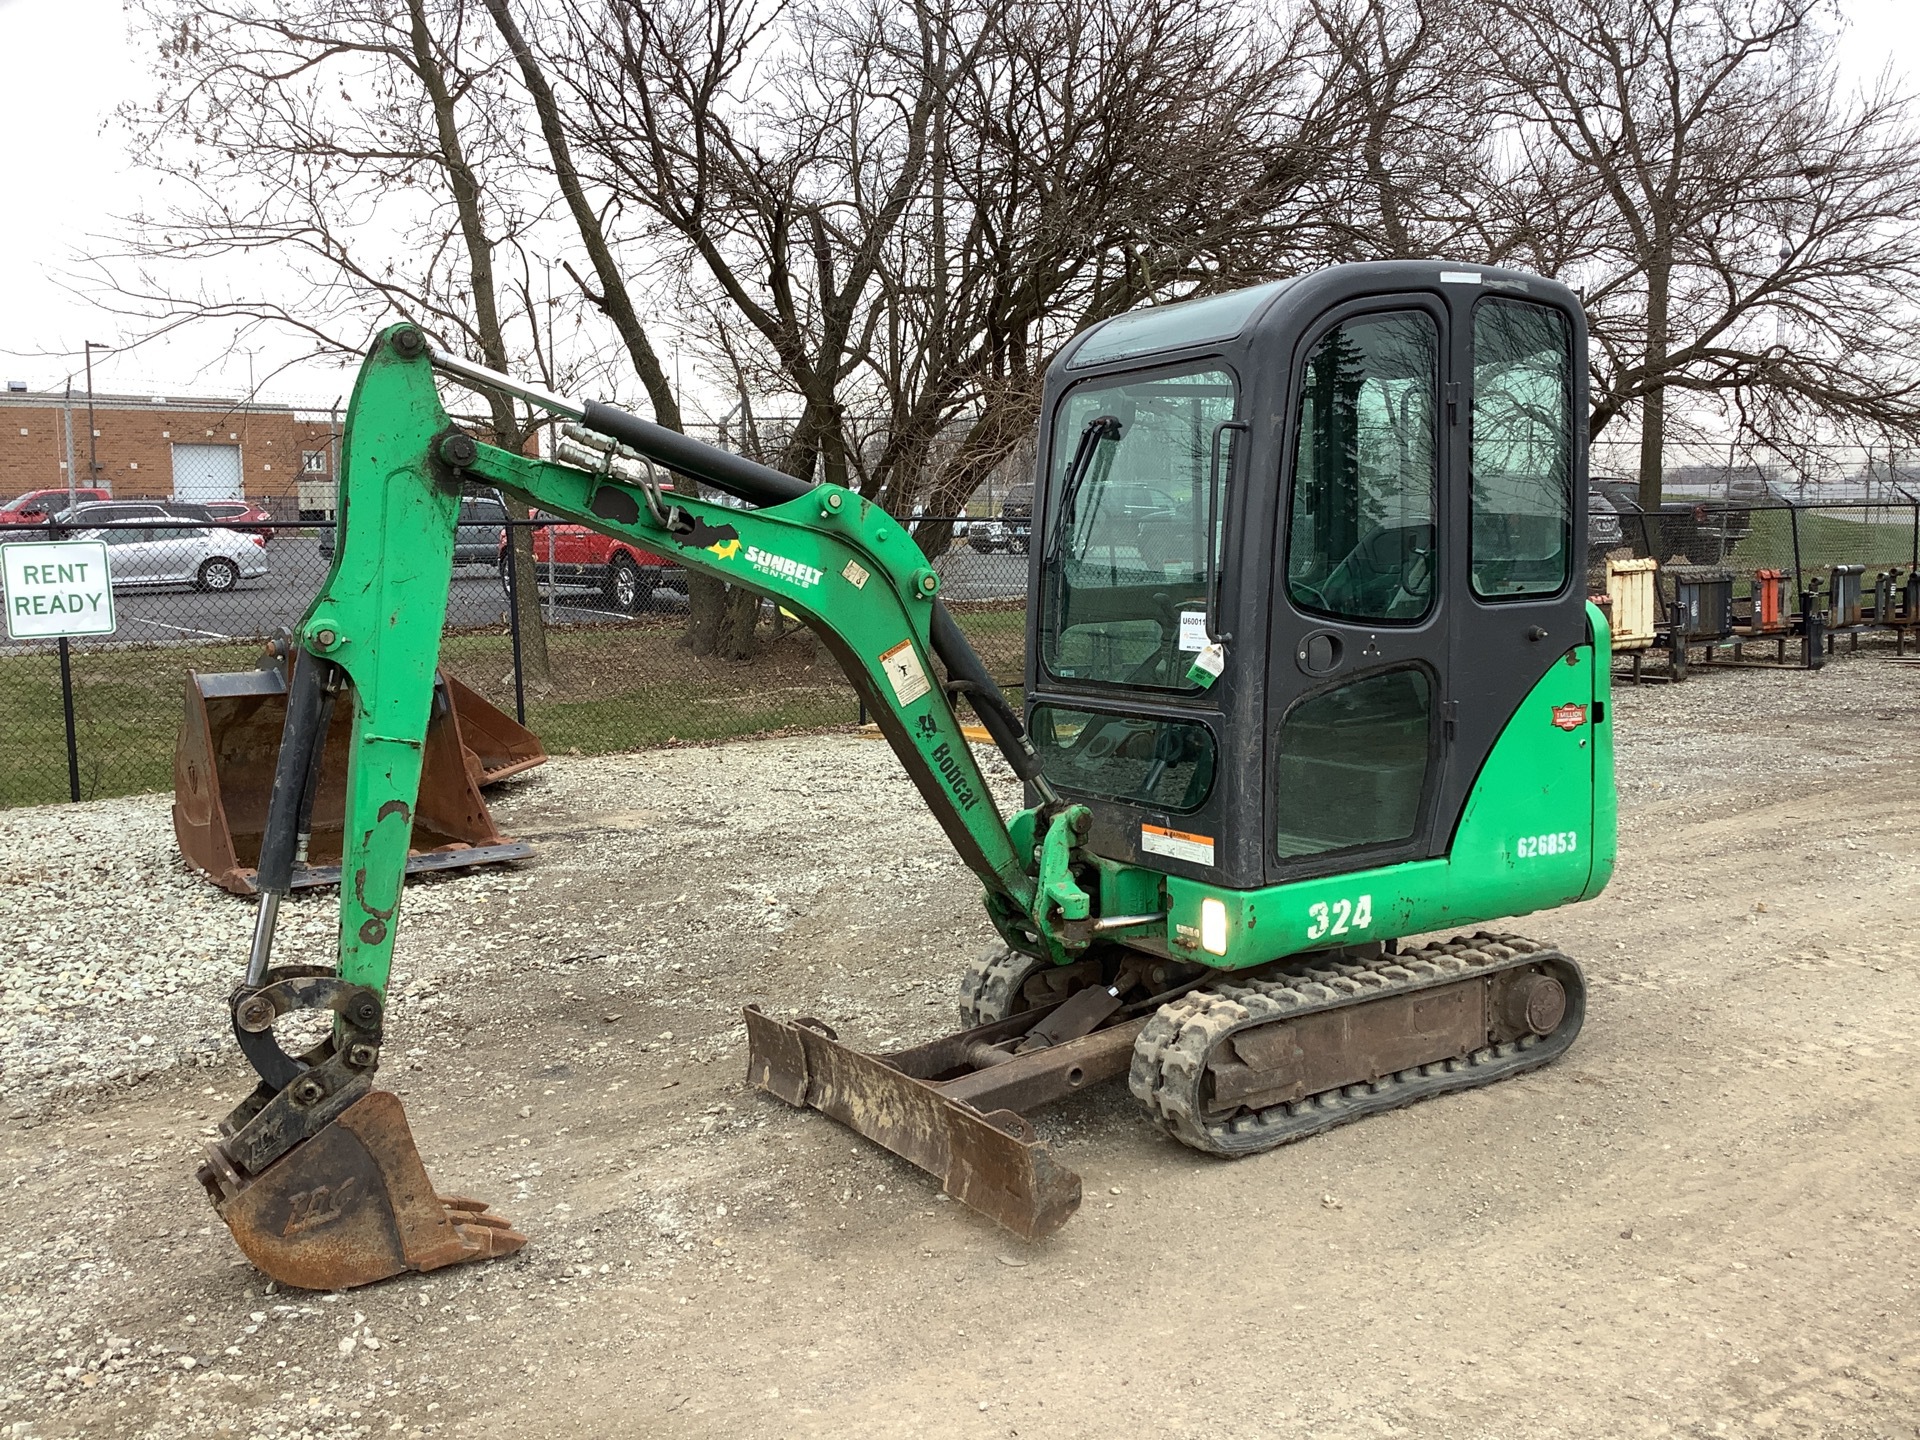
[175,651,544,894]
[198,1090,526,1291]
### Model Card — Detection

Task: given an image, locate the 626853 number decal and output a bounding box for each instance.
[1517,831,1579,858]
[1306,894,1372,942]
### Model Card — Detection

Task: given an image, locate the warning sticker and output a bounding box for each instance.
[1550,703,1588,731]
[879,639,932,707]
[1141,823,1215,866]
[841,560,870,589]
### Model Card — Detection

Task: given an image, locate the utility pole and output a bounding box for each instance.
[62,376,77,509]
[84,341,110,496]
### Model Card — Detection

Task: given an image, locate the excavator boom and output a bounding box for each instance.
[200,327,1095,1287]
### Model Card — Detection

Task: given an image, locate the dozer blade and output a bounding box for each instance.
[745,1005,1135,1240]
[199,1090,525,1291]
[174,649,544,895]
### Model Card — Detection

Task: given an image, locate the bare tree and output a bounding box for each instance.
[475,0,781,659]
[104,0,562,683]
[1480,0,1920,509]
[1301,0,1504,261]
[873,0,1340,541]
[568,0,1338,575]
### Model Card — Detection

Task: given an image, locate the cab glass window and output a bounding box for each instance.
[1471,299,1572,598]
[1041,367,1236,689]
[1274,668,1432,859]
[1030,705,1216,813]
[1286,311,1439,624]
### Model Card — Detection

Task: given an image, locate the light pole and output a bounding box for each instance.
[83,341,111,500]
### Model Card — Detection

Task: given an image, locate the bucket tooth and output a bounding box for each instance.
[200,1090,525,1292]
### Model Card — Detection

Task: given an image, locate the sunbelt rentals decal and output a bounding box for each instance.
[745,546,822,589]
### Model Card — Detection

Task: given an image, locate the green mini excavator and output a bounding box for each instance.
[199,261,1614,1289]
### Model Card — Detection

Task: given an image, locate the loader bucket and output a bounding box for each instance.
[198,1090,525,1291]
[174,656,544,894]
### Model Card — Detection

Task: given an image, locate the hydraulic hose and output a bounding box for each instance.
[245,650,332,985]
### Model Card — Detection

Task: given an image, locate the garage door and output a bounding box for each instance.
[171,444,243,502]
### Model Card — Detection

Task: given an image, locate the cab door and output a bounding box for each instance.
[1263,294,1454,884]
[1432,286,1589,862]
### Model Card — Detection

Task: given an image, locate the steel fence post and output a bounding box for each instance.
[505,518,527,727]
[1789,504,1803,597]
[58,635,80,803]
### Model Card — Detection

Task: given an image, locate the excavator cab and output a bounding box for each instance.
[1023,261,1603,908]
[199,262,1612,1288]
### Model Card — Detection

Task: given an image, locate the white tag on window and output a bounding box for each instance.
[1177,610,1208,652]
[1186,642,1225,689]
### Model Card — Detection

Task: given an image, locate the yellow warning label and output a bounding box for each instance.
[879,639,931,707]
[1141,823,1215,866]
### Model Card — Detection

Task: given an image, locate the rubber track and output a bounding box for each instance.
[1128,932,1585,1157]
[956,944,1042,1027]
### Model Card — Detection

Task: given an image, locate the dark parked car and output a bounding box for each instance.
[1,487,109,524]
[1000,483,1033,553]
[454,495,508,565]
[1593,479,1752,563]
[969,518,1013,553]
[1587,487,1623,552]
[319,491,507,565]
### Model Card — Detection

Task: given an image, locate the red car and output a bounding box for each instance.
[1,487,109,524]
[202,499,277,542]
[498,514,683,613]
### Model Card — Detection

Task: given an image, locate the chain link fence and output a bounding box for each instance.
[9,484,1916,808]
[1598,494,1920,609]
[0,512,1027,808]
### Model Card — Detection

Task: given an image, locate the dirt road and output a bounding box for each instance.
[5,661,1920,1438]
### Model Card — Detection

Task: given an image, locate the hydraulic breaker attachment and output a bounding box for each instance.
[175,643,544,895]
[744,992,1145,1240]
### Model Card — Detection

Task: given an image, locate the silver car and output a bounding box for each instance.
[80,522,270,592]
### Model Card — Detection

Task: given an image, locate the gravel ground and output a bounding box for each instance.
[0,735,1024,1114]
[3,656,1906,1119]
[3,651,1920,1439]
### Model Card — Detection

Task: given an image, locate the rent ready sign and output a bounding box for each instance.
[1,541,116,640]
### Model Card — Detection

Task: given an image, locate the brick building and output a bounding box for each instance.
[0,388,342,519]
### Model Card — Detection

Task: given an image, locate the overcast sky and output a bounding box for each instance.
[0,0,1915,410]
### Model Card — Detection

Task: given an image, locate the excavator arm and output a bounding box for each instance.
[199,326,1107,1286]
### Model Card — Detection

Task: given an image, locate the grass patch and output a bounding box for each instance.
[0,640,264,807]
[1731,508,1920,575]
[1,609,1032,808]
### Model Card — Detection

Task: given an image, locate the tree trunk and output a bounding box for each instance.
[716,587,762,659]
[681,572,727,656]
[500,496,553,689]
[1636,251,1671,528]
[405,0,551,685]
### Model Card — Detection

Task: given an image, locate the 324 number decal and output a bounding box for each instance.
[1516,831,1579,858]
[1306,894,1372,941]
